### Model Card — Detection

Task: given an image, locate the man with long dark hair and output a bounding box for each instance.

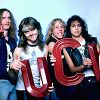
[66,15,100,100]
[0,8,17,100]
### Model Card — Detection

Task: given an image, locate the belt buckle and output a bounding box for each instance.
[88,78,96,83]
[88,79,91,82]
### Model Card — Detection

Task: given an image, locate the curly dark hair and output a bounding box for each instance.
[66,15,97,43]
[18,17,44,51]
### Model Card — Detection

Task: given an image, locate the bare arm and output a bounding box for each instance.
[63,48,92,73]
[48,42,55,54]
[44,44,49,59]
[10,47,24,71]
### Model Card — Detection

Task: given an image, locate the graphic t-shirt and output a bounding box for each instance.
[16,45,46,90]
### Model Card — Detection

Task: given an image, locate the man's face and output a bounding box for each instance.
[1,11,11,31]
[52,21,65,39]
[24,28,38,45]
[70,20,82,38]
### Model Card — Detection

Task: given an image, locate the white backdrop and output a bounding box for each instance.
[0,0,100,43]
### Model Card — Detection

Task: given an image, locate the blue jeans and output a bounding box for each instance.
[0,80,17,100]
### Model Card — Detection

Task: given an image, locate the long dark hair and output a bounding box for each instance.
[18,17,44,51]
[0,8,17,40]
[66,15,97,43]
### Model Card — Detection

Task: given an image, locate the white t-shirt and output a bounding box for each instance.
[78,40,95,77]
[16,45,46,90]
[6,43,13,71]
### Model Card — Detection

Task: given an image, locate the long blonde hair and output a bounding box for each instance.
[45,18,66,44]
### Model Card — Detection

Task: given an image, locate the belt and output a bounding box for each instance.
[82,76,97,84]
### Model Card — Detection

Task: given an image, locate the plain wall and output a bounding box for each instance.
[0,0,100,43]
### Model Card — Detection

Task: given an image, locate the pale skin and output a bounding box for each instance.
[48,21,65,54]
[11,28,48,70]
[50,20,100,73]
[63,21,92,72]
[48,21,65,65]
[65,20,100,72]
[1,11,11,40]
[10,28,53,92]
[48,20,65,52]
